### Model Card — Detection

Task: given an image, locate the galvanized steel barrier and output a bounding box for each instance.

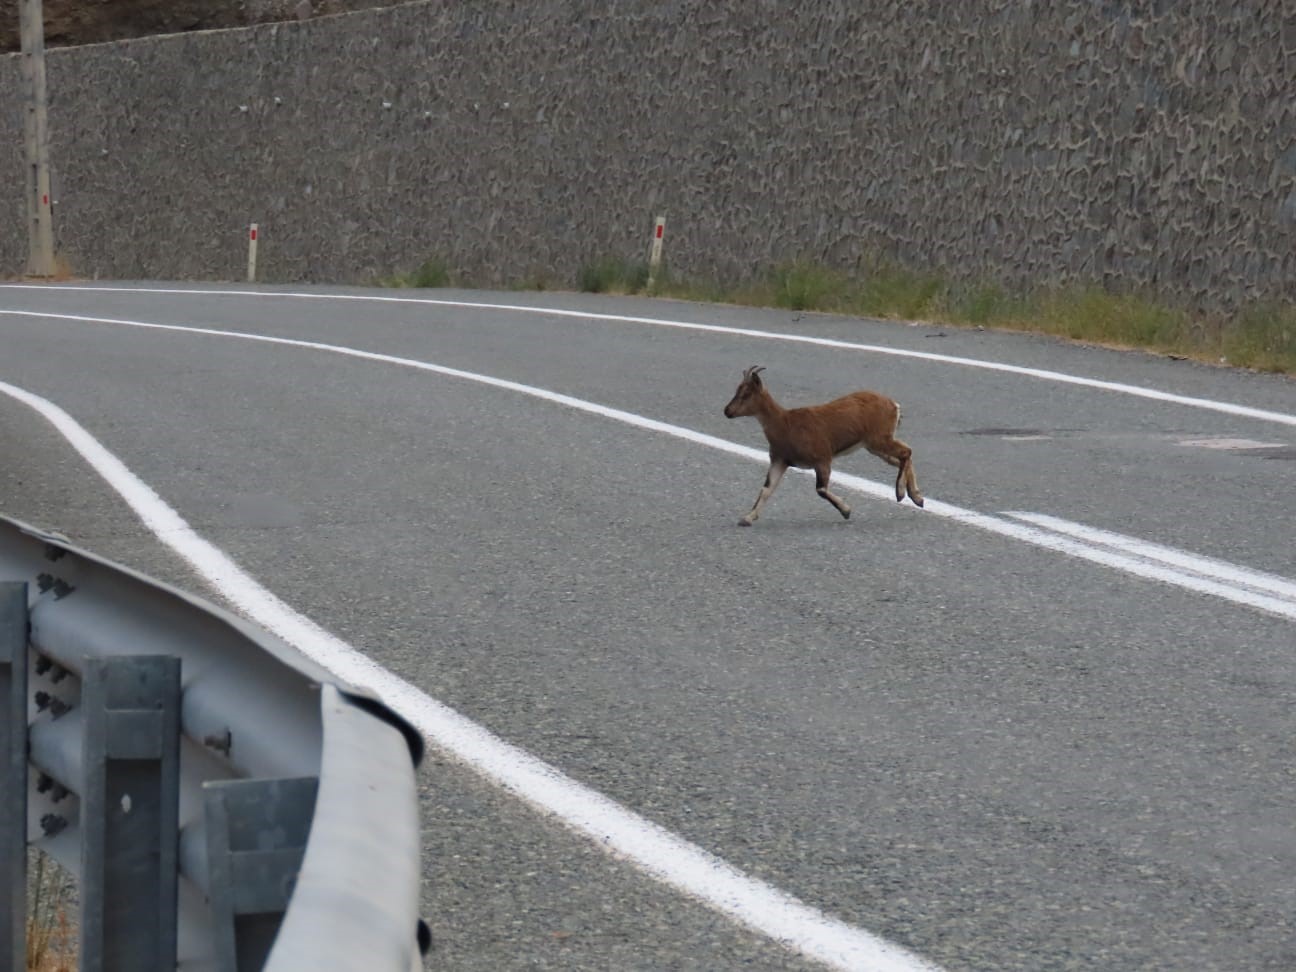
[0,515,428,971]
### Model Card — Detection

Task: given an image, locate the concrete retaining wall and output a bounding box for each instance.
[3,1,1294,307]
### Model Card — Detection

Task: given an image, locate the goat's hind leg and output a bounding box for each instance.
[869,438,924,507]
[739,460,787,526]
[891,438,924,507]
[901,451,924,507]
[866,443,908,502]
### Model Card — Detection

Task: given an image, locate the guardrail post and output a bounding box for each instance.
[0,583,29,972]
[80,655,181,972]
[204,777,318,972]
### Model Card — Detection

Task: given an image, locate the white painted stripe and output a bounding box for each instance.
[933,501,1296,622]
[1177,437,1286,450]
[1003,512,1296,605]
[0,379,943,972]
[4,307,1294,624]
[3,284,1294,428]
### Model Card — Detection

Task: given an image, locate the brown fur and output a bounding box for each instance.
[723,365,924,526]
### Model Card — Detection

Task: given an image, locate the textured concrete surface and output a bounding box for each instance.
[0,0,398,53]
[2,2,1295,306]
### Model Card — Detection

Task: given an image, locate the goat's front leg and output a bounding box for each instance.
[739,460,788,526]
[814,462,852,520]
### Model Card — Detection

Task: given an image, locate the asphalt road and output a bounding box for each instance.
[1,282,1293,971]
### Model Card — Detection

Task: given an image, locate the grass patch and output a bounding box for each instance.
[724,261,949,319]
[576,256,650,294]
[767,261,849,311]
[855,264,945,320]
[949,285,1293,373]
[947,283,1033,326]
[653,273,736,305]
[27,852,75,972]
[1219,302,1296,373]
[1030,288,1189,348]
[510,271,556,292]
[380,256,453,289]
[649,260,1293,374]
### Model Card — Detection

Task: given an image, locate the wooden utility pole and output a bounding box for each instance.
[19,0,56,277]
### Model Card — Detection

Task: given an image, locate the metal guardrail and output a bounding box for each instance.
[0,515,428,971]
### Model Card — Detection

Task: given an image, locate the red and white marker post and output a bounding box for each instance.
[647,215,666,288]
[247,223,259,282]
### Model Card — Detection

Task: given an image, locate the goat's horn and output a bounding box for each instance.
[744,365,766,378]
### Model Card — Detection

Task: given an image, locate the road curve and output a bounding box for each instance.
[2,282,1293,971]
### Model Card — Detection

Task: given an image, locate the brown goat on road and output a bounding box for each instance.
[723,365,924,526]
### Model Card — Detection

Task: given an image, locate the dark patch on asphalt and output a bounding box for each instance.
[1256,446,1296,460]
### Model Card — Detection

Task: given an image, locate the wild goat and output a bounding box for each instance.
[723,365,924,526]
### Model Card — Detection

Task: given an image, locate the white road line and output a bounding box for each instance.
[0,377,945,972]
[1177,437,1286,450]
[3,284,1295,428]
[1003,512,1296,605]
[3,307,1294,624]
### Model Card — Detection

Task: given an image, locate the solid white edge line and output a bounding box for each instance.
[1003,512,1296,604]
[3,307,1295,623]
[3,283,1294,428]
[931,502,1296,622]
[0,378,945,972]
